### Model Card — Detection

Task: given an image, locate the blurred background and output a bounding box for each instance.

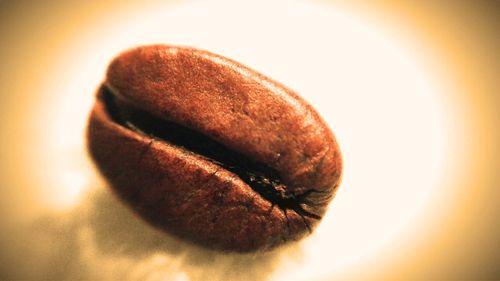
[0,0,498,280]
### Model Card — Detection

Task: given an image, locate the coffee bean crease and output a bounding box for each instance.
[101,86,322,220]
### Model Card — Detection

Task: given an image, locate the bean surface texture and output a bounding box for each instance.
[87,45,343,252]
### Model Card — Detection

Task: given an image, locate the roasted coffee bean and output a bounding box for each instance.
[87,45,343,252]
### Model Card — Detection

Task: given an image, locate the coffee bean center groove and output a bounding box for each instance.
[100,86,321,219]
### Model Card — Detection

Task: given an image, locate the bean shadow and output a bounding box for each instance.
[85,186,294,281]
[0,183,305,281]
[0,180,302,280]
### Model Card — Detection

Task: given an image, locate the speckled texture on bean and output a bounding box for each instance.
[87,45,342,252]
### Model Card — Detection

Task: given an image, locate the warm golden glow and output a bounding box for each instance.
[0,0,498,280]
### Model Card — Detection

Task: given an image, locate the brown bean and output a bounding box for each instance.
[87,45,342,252]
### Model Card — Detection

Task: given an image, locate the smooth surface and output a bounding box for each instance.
[0,0,498,280]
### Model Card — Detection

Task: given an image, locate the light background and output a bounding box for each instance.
[0,0,499,280]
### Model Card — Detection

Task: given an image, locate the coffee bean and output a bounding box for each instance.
[87,45,342,252]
